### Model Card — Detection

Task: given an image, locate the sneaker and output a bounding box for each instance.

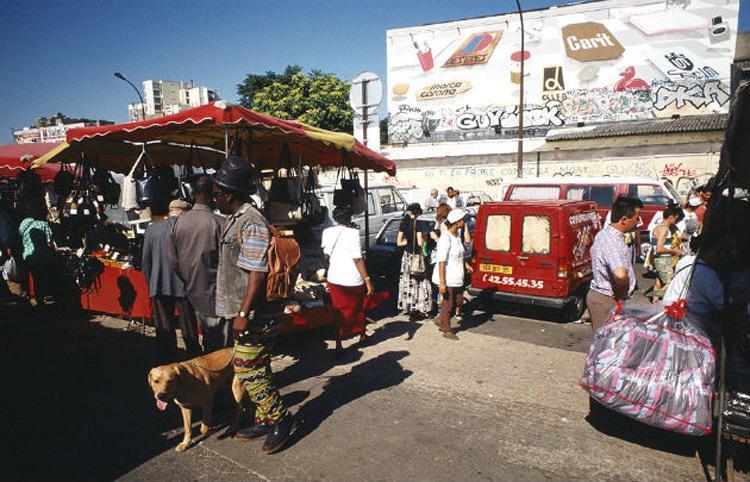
[262,413,299,454]
[455,314,464,323]
[235,422,272,440]
[442,332,459,341]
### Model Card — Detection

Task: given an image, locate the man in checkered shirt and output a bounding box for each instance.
[587,196,643,331]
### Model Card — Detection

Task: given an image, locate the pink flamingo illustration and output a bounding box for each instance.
[614,66,650,92]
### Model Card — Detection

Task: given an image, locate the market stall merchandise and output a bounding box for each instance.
[31,102,396,332]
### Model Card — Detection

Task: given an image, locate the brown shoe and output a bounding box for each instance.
[442,332,459,341]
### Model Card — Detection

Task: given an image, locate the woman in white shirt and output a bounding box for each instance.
[432,209,472,340]
[323,206,382,357]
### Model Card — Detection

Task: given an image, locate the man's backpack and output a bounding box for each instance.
[265,225,301,300]
[237,220,300,301]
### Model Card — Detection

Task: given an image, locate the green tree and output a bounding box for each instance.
[236,65,302,108]
[238,67,353,133]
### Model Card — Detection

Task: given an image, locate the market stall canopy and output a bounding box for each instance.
[33,101,396,176]
[0,143,62,182]
[31,140,225,174]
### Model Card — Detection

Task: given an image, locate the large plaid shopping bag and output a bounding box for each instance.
[581,301,716,436]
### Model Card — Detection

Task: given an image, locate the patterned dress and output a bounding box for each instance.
[397,251,433,314]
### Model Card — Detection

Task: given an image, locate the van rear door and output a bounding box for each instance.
[511,207,560,297]
[472,204,559,297]
[471,205,515,291]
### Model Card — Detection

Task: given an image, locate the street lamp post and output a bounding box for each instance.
[114,72,146,121]
[514,0,525,178]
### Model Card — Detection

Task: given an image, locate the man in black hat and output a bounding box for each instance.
[212,155,298,454]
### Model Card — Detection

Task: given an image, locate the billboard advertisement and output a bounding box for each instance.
[386,0,739,144]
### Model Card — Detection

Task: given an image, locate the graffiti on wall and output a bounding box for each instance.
[455,104,565,130]
[387,78,731,140]
[560,87,653,123]
[652,79,731,111]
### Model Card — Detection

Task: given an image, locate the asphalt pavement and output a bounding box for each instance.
[1,273,749,481]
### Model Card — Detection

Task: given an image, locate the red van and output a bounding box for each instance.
[468,200,600,321]
[501,176,680,233]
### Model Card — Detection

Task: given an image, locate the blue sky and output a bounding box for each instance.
[1,0,747,143]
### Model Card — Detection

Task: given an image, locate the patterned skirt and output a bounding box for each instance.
[397,251,433,314]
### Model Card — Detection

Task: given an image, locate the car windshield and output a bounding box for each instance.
[378,218,432,246]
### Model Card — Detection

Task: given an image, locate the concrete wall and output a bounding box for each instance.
[368,152,718,199]
[348,132,724,199]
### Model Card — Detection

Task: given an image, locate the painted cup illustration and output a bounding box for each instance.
[510,50,531,84]
[414,40,434,72]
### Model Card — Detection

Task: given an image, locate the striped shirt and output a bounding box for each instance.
[215,203,270,318]
[589,225,636,298]
[237,223,270,272]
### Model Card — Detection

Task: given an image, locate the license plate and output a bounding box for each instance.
[478,264,513,274]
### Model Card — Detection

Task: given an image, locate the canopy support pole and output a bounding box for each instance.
[224,127,229,158]
[364,168,369,257]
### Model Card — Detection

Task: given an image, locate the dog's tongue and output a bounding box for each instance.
[156,400,168,411]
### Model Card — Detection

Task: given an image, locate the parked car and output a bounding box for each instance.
[318,183,408,249]
[463,191,493,208]
[468,200,600,321]
[367,212,476,285]
[501,176,681,234]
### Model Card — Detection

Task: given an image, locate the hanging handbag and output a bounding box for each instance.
[349,169,367,215]
[333,162,366,214]
[54,162,75,198]
[3,256,20,283]
[91,162,121,205]
[300,167,327,226]
[179,140,208,202]
[408,219,426,277]
[120,158,139,210]
[333,165,352,207]
[270,143,302,204]
[133,148,157,207]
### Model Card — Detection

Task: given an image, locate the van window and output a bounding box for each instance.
[485,215,511,252]
[508,186,560,200]
[628,184,669,206]
[378,188,404,214]
[566,186,614,207]
[521,215,551,255]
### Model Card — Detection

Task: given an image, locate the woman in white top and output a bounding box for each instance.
[323,206,383,357]
[432,209,472,340]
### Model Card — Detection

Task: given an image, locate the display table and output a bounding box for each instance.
[280,305,336,333]
[78,257,338,332]
[80,258,152,318]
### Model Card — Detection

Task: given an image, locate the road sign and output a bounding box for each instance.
[354,113,380,151]
[349,71,382,116]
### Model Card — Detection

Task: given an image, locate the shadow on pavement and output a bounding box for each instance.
[285,350,413,451]
[586,402,750,480]
[274,332,362,390]
[0,305,184,480]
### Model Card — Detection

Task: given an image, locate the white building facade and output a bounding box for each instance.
[128,80,220,122]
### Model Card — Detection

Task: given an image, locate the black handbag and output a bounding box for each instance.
[333,164,366,214]
[300,167,327,226]
[270,143,302,204]
[92,162,121,205]
[133,149,157,207]
[54,162,75,198]
[179,140,208,202]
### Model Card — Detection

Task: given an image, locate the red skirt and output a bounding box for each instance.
[327,283,389,339]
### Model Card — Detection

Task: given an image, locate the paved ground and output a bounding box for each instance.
[3,291,749,482]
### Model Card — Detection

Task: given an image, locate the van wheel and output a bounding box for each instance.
[563,295,586,322]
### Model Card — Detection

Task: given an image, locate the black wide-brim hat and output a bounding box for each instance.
[214,155,255,194]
